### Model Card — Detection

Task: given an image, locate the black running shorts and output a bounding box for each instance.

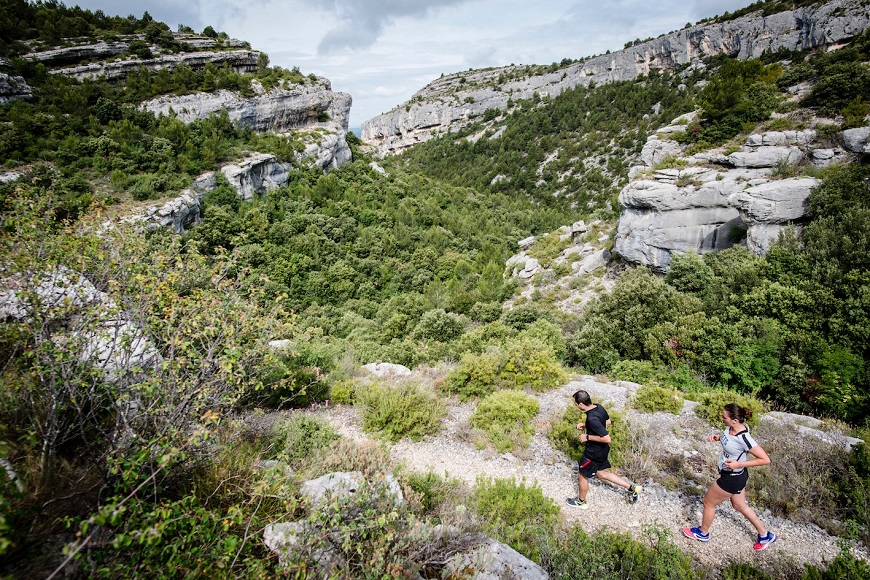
[577,453,611,478]
[716,469,749,494]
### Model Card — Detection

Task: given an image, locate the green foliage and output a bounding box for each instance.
[547,403,586,462]
[273,413,340,467]
[442,350,503,400]
[328,379,355,405]
[284,477,426,578]
[695,391,766,429]
[357,382,446,442]
[443,336,566,400]
[631,383,683,414]
[470,475,559,561]
[500,337,568,391]
[540,524,696,580]
[411,308,464,342]
[469,390,540,453]
[400,469,462,515]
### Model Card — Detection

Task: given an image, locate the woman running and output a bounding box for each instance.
[682,403,778,551]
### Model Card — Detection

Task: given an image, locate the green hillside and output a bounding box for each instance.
[1,1,869,577]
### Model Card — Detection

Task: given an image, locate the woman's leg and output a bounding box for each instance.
[730,489,767,536]
[701,483,732,534]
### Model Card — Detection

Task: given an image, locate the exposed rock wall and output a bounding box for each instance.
[613,119,861,271]
[50,49,259,81]
[139,80,352,174]
[362,0,870,155]
[0,72,32,104]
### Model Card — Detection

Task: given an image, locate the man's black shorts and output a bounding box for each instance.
[715,469,749,494]
[577,453,611,478]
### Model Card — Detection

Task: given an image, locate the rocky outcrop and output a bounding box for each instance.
[614,121,854,271]
[117,143,353,234]
[139,80,352,174]
[0,72,32,104]
[50,49,258,81]
[24,40,128,66]
[362,0,870,155]
[0,267,160,382]
[264,470,546,578]
[23,33,248,67]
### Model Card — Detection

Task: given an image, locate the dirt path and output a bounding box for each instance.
[313,376,867,571]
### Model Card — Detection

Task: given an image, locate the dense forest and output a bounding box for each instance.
[1,0,869,577]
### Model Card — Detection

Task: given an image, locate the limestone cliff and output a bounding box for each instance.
[139,78,352,174]
[613,114,863,272]
[51,49,259,82]
[362,0,870,155]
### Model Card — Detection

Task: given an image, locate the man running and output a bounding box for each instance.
[566,389,641,509]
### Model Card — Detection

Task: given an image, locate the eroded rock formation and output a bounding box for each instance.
[362,0,870,155]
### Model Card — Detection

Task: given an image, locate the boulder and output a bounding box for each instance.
[442,538,549,580]
[730,177,819,223]
[361,362,412,377]
[572,249,611,276]
[727,146,803,168]
[0,72,32,104]
[842,126,870,154]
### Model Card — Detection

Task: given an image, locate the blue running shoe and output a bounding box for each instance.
[682,526,710,542]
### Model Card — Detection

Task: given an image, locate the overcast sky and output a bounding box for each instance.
[70,0,753,127]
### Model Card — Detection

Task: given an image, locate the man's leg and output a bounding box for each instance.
[577,471,589,500]
[595,469,631,490]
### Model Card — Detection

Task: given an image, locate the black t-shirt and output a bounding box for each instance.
[584,404,610,461]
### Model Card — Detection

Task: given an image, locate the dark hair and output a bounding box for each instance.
[573,390,592,406]
[723,403,752,423]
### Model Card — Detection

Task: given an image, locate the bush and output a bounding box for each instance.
[442,351,502,400]
[500,337,568,392]
[470,475,559,561]
[328,379,355,405]
[411,308,464,342]
[540,525,696,580]
[400,469,463,515]
[273,413,340,467]
[470,390,540,453]
[631,383,683,414]
[302,438,392,482]
[695,390,766,429]
[609,359,658,384]
[357,382,445,442]
[547,403,586,462]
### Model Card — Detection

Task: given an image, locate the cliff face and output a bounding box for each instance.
[139,78,353,173]
[50,49,259,82]
[362,0,870,155]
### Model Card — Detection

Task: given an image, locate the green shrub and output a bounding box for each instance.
[470,476,559,561]
[273,413,340,467]
[519,319,567,361]
[500,337,568,391]
[609,359,658,384]
[285,477,424,578]
[452,321,514,356]
[631,383,683,414]
[470,390,540,453]
[401,469,463,515]
[411,308,464,342]
[357,382,445,442]
[540,525,696,580]
[547,403,586,462]
[695,390,766,429]
[441,351,502,400]
[328,379,355,405]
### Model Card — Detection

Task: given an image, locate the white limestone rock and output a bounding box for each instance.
[727,146,804,168]
[730,177,819,224]
[842,126,870,153]
[361,362,412,377]
[442,538,549,580]
[0,73,32,104]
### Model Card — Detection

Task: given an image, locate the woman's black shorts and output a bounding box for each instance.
[716,469,749,494]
